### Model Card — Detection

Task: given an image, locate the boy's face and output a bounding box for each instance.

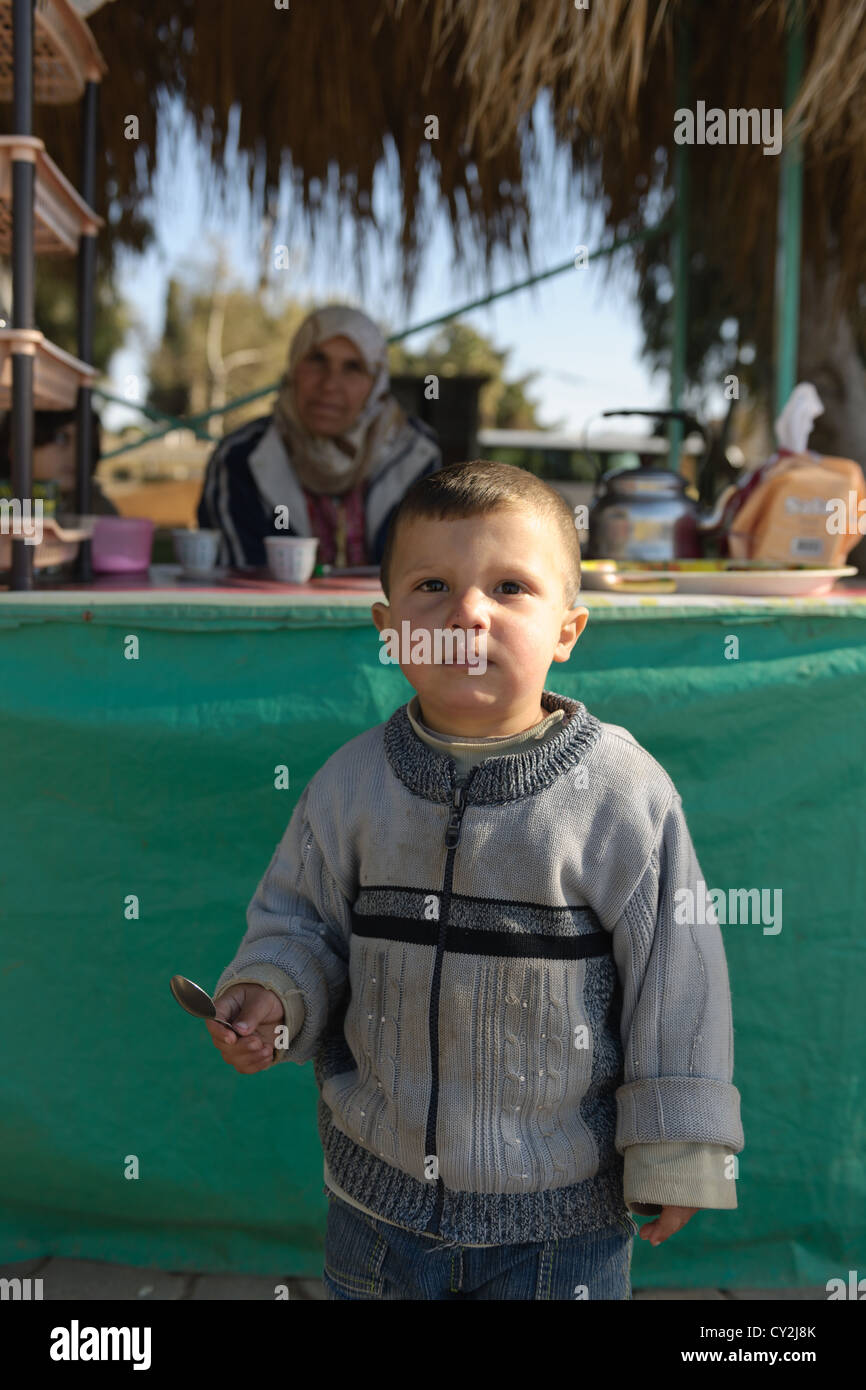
[371,507,588,736]
[32,426,77,493]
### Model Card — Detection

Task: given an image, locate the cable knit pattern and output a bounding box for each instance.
[213,689,743,1244]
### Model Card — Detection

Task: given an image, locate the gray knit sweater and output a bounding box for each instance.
[214,689,744,1245]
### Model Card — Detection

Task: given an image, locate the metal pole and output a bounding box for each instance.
[670,13,692,472]
[10,0,35,591]
[75,78,99,582]
[668,15,690,471]
[774,0,805,421]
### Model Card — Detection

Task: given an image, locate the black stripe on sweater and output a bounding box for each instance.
[350,911,612,959]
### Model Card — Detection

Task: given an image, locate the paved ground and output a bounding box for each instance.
[0,1256,827,1300]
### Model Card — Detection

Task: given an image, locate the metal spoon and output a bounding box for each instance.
[170,975,242,1036]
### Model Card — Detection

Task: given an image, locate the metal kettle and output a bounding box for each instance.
[586,409,734,562]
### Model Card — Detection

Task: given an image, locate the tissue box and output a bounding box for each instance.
[727,451,866,566]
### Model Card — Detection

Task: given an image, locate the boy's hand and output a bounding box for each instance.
[206,983,286,1074]
[638,1205,698,1246]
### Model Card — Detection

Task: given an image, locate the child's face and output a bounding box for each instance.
[32,428,77,493]
[371,507,588,733]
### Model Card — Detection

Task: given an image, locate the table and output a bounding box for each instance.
[2,570,864,1286]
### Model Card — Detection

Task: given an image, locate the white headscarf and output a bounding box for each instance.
[271,305,407,496]
[67,1,118,13]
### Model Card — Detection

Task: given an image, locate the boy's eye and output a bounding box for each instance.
[415,579,525,594]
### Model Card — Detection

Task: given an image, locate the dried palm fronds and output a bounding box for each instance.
[0,0,861,325]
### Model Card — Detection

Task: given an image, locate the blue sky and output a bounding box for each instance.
[105,99,672,439]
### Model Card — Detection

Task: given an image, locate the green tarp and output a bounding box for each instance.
[2,595,865,1288]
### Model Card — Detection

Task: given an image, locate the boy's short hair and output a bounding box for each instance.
[379,459,582,609]
[0,406,102,473]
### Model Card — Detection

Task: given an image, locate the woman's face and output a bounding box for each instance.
[292,334,375,436]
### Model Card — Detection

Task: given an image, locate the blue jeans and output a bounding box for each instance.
[322,1190,637,1300]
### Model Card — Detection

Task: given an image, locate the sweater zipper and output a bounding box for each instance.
[424,768,476,1237]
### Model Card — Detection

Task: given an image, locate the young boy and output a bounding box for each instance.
[208,460,744,1300]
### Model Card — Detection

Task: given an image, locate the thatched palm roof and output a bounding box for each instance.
[393,1,865,303]
[2,0,533,291]
[1,0,863,318]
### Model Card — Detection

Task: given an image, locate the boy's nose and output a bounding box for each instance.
[447,586,489,614]
[446,601,491,630]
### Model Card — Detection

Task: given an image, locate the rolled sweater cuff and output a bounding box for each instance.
[213,966,305,1062]
[616,1075,744,1152]
[624,1142,738,1213]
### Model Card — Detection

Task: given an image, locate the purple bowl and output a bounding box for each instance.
[91,517,155,573]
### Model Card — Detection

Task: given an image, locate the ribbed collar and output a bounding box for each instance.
[383,688,603,804]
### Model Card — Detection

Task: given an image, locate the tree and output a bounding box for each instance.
[146,247,309,437]
[147,278,190,420]
[388,320,554,429]
[146,259,552,438]
[0,256,131,374]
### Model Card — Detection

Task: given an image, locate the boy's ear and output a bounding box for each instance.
[552,605,589,663]
[371,600,390,632]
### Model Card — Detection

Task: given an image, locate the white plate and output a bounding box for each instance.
[600,566,857,597]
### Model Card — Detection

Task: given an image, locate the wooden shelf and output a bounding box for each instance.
[0,513,95,572]
[0,327,96,408]
[0,135,102,254]
[0,0,106,104]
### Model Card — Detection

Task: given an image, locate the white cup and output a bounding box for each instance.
[265,536,319,583]
[173,528,221,574]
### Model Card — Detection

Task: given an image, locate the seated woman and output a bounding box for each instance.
[197,304,442,569]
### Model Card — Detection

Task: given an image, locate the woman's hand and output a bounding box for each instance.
[638,1205,699,1245]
